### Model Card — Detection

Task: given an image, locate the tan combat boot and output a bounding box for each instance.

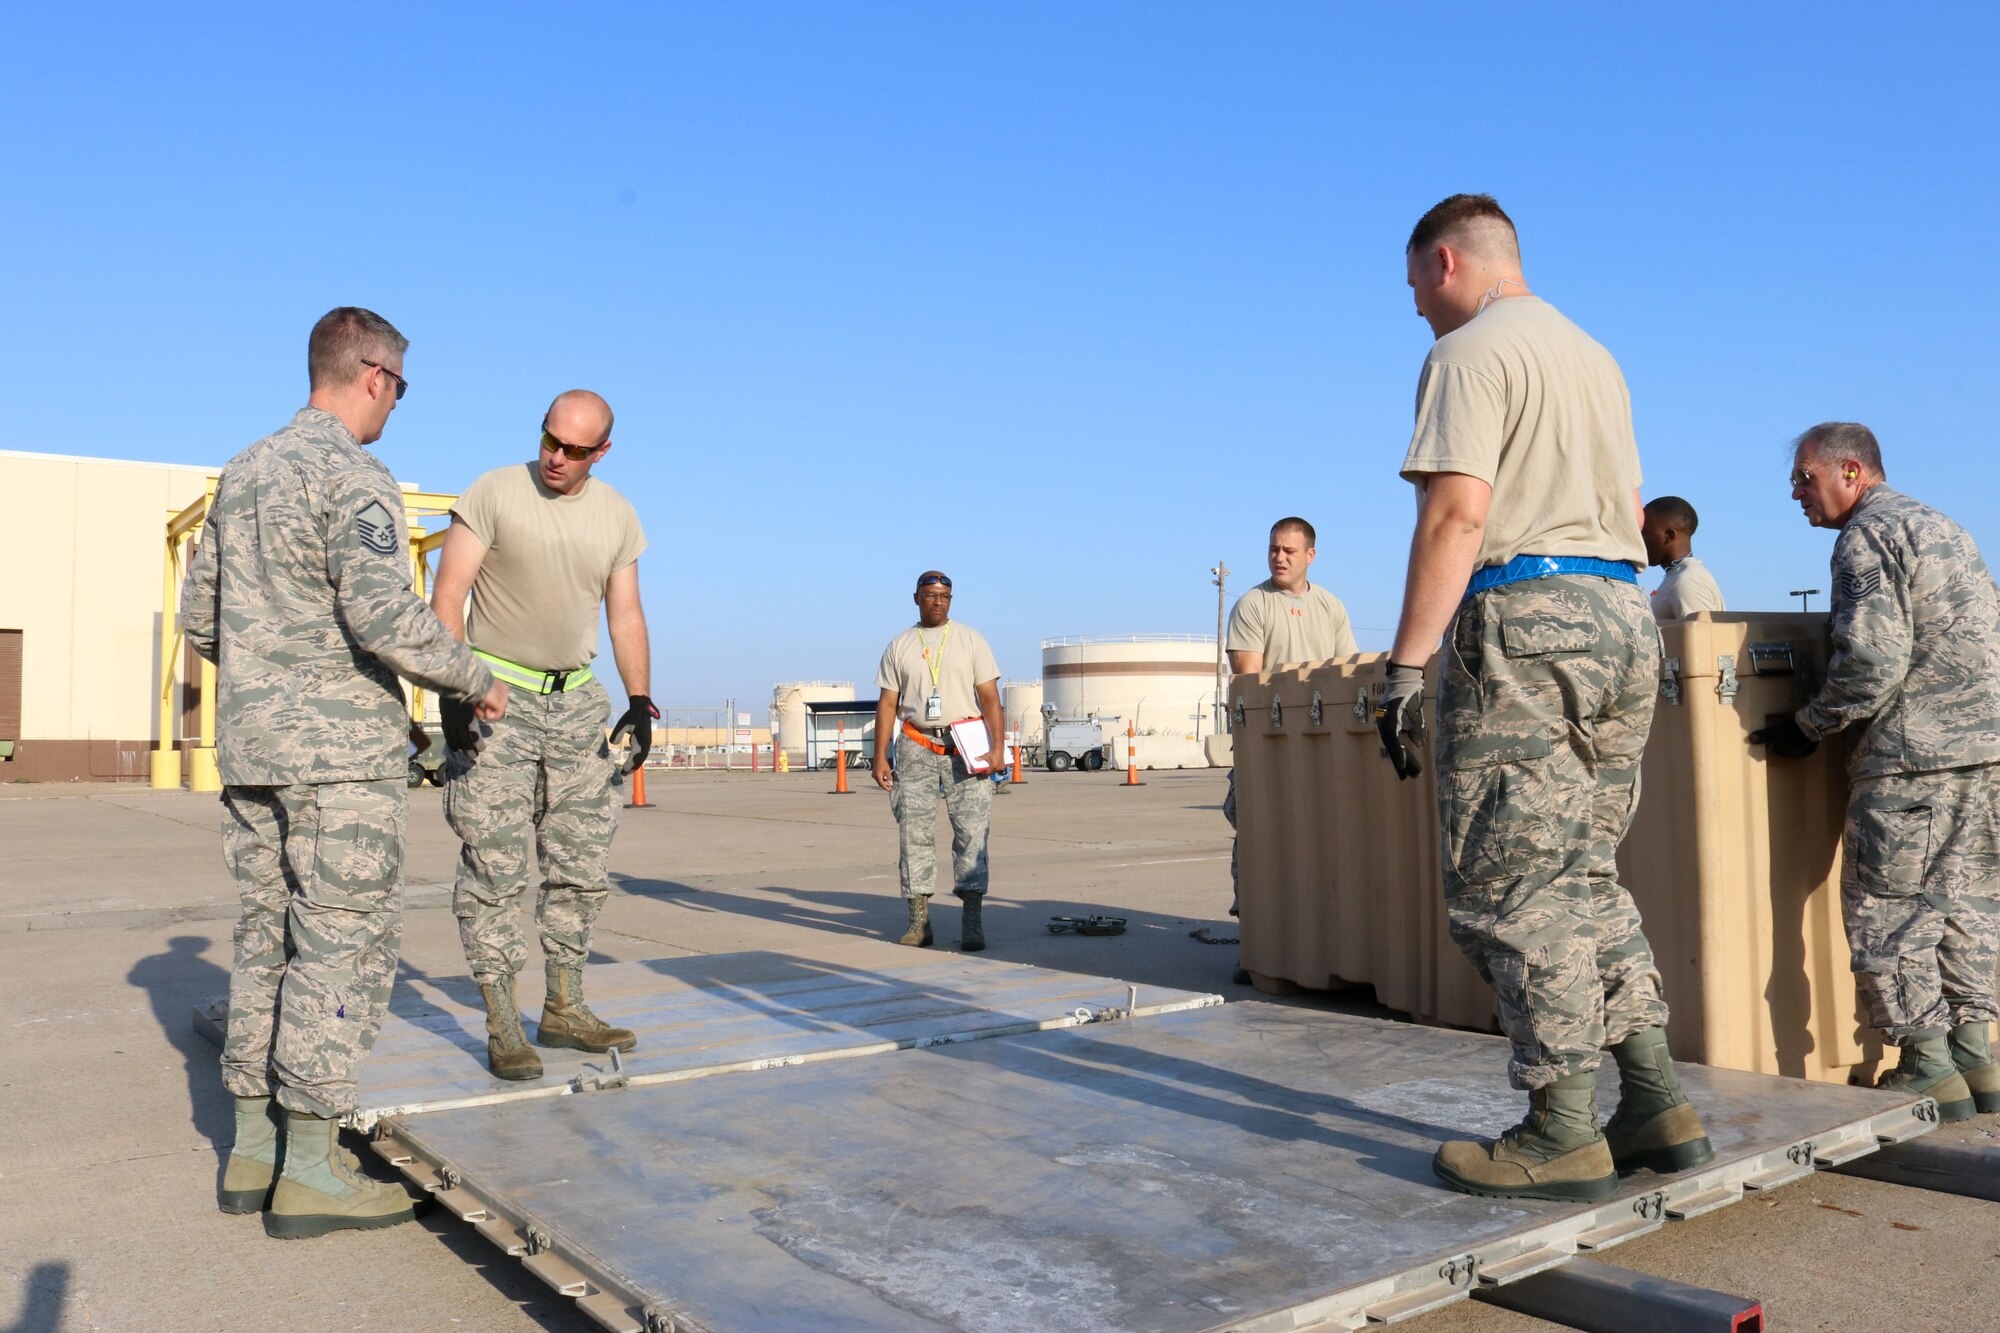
[219,1095,282,1213]
[1949,1022,2000,1114]
[1603,1027,1714,1175]
[480,974,544,1081]
[1433,1071,1619,1202]
[537,961,637,1054]
[1880,1032,1977,1122]
[265,1111,421,1239]
[960,893,986,953]
[898,896,933,948]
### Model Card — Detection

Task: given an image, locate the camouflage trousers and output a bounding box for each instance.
[1436,574,1671,1090]
[1842,763,2000,1039]
[444,678,617,984]
[218,779,407,1117]
[889,735,992,899]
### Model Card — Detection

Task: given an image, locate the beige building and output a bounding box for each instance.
[0,451,221,782]
[0,449,452,785]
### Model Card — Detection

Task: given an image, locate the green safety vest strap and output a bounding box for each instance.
[473,649,596,694]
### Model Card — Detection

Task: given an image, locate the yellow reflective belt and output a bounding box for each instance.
[472,649,595,694]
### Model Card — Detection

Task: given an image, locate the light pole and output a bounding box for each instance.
[1210,560,1229,732]
[1790,588,1820,612]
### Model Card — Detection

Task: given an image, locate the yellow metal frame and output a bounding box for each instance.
[153,485,457,790]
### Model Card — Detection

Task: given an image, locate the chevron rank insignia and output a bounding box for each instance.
[355,500,400,555]
[1841,568,1882,600]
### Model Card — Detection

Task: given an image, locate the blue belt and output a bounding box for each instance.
[1465,555,1640,600]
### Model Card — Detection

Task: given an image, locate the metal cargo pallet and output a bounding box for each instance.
[304,959,1936,1333]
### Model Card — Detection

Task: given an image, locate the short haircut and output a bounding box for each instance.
[308,307,407,391]
[544,388,616,439]
[1794,421,1885,480]
[1270,517,1316,548]
[1407,193,1520,264]
[1644,495,1700,535]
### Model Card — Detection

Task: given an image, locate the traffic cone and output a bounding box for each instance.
[1122,722,1144,788]
[1009,742,1023,784]
[627,760,653,809]
[831,723,851,795]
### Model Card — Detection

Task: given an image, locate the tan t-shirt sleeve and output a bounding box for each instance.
[1225,594,1264,653]
[452,473,499,545]
[1329,598,1358,657]
[968,628,1001,687]
[875,641,904,697]
[1402,358,1506,483]
[611,498,647,572]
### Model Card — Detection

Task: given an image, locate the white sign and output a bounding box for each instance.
[733,727,753,744]
[736,712,751,726]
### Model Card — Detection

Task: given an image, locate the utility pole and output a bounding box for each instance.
[1211,560,1229,732]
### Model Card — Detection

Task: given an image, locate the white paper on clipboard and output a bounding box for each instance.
[949,717,1007,773]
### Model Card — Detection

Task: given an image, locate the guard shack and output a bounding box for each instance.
[151,482,458,791]
[803,697,879,770]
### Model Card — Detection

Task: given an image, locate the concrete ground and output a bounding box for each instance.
[3,768,1997,1333]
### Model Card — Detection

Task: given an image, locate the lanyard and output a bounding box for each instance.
[917,624,950,690]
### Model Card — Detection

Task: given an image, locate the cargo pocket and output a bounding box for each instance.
[1442,761,1563,887]
[308,785,405,914]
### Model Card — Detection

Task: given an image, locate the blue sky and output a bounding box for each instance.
[6,4,1996,713]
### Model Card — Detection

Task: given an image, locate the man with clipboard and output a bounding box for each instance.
[872,570,1006,951]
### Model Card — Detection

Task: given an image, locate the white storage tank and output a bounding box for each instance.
[770,681,856,759]
[1041,635,1222,755]
[1002,681,1045,744]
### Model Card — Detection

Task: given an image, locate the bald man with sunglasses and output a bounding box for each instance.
[431,389,655,1082]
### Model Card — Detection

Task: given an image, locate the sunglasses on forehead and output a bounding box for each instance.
[541,428,603,462]
[917,574,953,590]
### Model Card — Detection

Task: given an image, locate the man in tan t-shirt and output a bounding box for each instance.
[1222,517,1357,975]
[1377,194,1707,1202]
[1641,496,1726,622]
[872,571,1006,952]
[431,389,654,1081]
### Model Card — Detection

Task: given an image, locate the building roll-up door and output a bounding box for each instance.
[0,629,21,741]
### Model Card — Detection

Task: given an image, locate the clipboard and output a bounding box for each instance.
[949,716,1008,774]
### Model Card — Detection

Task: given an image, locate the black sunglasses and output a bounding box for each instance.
[541,428,603,462]
[917,574,953,590]
[360,359,408,401]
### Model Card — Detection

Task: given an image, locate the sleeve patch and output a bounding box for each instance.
[1841,568,1883,600]
[355,500,400,555]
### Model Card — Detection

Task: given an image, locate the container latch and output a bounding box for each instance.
[571,1044,630,1094]
[1309,690,1323,726]
[1660,656,1682,707]
[1269,695,1283,729]
[1352,685,1374,726]
[1747,641,1798,674]
[1716,654,1740,703]
[1231,697,1245,729]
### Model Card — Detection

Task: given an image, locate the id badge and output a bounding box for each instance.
[924,693,943,722]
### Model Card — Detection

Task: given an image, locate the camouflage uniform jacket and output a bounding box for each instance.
[1799,485,2000,780]
[180,406,494,786]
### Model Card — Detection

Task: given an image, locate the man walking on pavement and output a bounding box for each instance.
[872,571,1006,951]
[1752,422,2000,1120]
[1641,495,1726,622]
[431,389,656,1082]
[1375,195,1710,1202]
[1224,517,1357,981]
[182,307,507,1236]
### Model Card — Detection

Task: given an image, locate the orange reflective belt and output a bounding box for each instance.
[901,721,950,755]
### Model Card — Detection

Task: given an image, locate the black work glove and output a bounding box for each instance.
[1375,661,1428,781]
[440,694,481,755]
[1749,715,1818,760]
[612,694,660,773]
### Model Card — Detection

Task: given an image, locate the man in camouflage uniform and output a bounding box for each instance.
[1752,421,2000,1120]
[431,389,655,1081]
[872,571,1006,951]
[182,307,507,1237]
[1223,516,1357,981]
[1376,195,1709,1201]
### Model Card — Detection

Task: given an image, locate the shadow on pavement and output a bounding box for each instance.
[1,1262,67,1333]
[125,934,233,1156]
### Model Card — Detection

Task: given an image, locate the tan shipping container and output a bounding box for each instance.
[1230,613,1989,1085]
